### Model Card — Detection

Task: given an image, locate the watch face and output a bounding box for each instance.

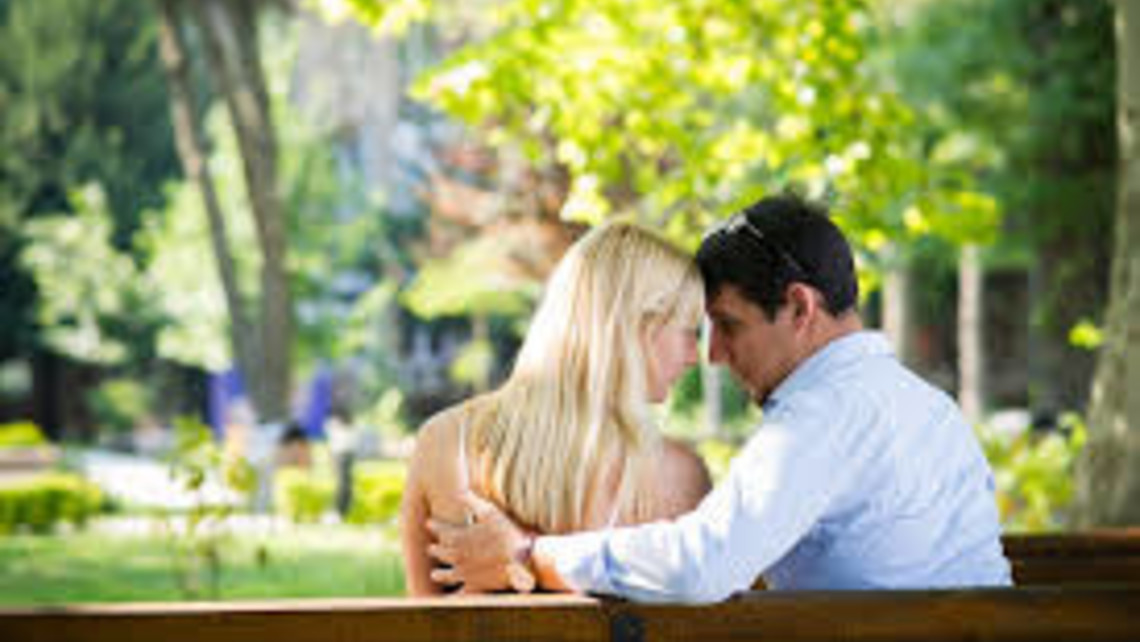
[507,562,536,593]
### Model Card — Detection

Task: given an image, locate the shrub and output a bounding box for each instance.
[160,416,255,599]
[87,378,151,438]
[0,473,104,535]
[0,421,49,449]
[274,468,334,523]
[978,414,1087,532]
[347,460,406,525]
[697,438,740,484]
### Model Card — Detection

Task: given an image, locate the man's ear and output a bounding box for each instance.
[786,283,819,330]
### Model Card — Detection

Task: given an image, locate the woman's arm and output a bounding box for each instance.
[400,422,445,596]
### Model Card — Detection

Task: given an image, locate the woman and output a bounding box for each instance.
[400,222,712,595]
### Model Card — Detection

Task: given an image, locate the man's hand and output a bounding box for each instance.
[426,493,536,594]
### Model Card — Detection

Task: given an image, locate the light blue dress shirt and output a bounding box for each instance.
[534,331,1012,603]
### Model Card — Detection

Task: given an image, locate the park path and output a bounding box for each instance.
[79,449,242,511]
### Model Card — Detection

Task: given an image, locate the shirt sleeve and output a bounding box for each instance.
[534,387,856,603]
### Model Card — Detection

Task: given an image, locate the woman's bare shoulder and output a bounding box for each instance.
[414,404,468,451]
[655,437,713,518]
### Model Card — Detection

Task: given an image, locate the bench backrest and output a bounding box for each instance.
[1005,530,1140,586]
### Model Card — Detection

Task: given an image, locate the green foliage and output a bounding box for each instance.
[138,16,410,375]
[86,378,152,437]
[0,0,177,236]
[159,416,256,599]
[449,337,494,389]
[696,439,739,485]
[0,421,49,449]
[978,414,1087,532]
[166,417,257,499]
[669,369,755,425]
[891,0,1114,331]
[402,237,538,319]
[13,13,408,378]
[358,388,411,443]
[346,460,407,525]
[307,0,433,36]
[337,0,1001,324]
[273,468,335,523]
[272,460,406,525]
[663,368,761,448]
[0,473,104,535]
[139,89,350,371]
[1068,319,1104,351]
[20,184,163,365]
[0,0,178,361]
[335,281,397,359]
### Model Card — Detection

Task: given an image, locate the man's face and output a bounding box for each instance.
[706,284,800,405]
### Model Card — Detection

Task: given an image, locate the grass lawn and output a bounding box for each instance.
[0,520,405,605]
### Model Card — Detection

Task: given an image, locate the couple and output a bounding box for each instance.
[401,193,1012,602]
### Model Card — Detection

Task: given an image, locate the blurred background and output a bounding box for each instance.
[0,0,1133,603]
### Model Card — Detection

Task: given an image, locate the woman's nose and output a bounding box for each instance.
[685,337,700,366]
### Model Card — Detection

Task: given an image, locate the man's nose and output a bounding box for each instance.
[707,329,728,364]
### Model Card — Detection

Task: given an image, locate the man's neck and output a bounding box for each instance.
[801,311,863,362]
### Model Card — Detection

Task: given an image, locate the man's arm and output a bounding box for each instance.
[429,390,852,602]
[427,495,573,593]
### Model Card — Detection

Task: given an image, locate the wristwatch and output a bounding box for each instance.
[506,532,537,593]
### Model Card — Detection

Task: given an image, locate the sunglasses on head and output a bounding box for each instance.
[714,212,812,283]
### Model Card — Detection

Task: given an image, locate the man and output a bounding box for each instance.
[427,193,1012,602]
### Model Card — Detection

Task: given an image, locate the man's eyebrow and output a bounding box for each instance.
[708,311,736,324]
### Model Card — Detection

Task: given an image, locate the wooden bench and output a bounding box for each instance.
[1,587,1138,641]
[742,530,1140,590]
[1005,530,1140,586]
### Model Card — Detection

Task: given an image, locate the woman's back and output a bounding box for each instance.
[401,398,710,595]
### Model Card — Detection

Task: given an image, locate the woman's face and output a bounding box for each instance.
[645,316,701,403]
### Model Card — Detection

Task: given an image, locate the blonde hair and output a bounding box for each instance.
[466,222,703,533]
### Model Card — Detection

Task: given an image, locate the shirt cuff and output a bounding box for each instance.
[534,530,616,596]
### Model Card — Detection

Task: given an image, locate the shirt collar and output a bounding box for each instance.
[763,331,894,412]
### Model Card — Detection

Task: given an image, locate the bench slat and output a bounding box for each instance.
[2,588,1138,642]
[622,587,1140,642]
[1003,530,1140,558]
[1012,557,1140,586]
[0,595,607,642]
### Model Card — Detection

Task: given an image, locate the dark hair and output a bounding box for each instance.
[696,193,858,320]
[280,421,309,445]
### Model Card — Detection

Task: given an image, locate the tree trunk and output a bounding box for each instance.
[191,0,293,425]
[155,0,258,396]
[701,363,722,439]
[1027,240,1103,425]
[882,245,915,366]
[958,244,985,425]
[1073,0,1140,527]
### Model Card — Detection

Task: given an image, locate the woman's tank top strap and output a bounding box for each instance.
[604,501,622,528]
[457,412,471,490]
